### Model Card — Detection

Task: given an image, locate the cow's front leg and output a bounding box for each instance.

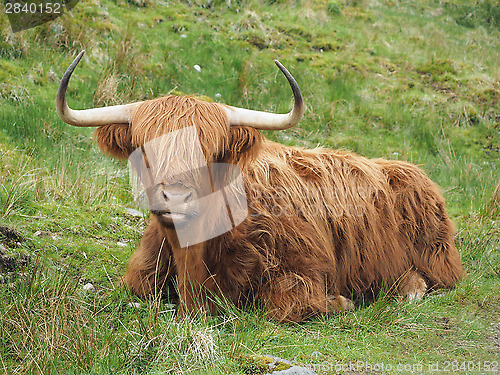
[172,243,216,316]
[124,222,175,299]
[262,272,355,322]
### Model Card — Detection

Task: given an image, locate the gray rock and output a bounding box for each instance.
[264,355,316,375]
[125,208,144,218]
[268,366,316,375]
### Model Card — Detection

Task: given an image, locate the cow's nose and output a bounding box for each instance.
[162,185,194,206]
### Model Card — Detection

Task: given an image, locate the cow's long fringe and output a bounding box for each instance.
[131,95,230,159]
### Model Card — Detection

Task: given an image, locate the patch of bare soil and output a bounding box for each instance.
[0,226,29,273]
[490,322,500,349]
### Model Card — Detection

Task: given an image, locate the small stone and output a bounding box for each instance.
[193,64,202,72]
[83,283,95,291]
[128,302,141,308]
[125,208,144,218]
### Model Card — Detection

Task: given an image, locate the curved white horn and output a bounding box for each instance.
[224,60,304,130]
[56,50,142,127]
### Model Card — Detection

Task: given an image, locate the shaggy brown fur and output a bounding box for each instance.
[94,95,463,322]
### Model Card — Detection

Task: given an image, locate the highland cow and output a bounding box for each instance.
[56,51,463,322]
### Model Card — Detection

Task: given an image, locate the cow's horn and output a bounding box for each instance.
[224,60,304,130]
[56,50,142,127]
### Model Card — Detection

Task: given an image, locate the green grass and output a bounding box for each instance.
[0,0,499,373]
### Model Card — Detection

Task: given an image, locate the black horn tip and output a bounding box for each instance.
[274,59,303,110]
[69,50,86,73]
[57,50,86,102]
[63,50,86,80]
[274,59,286,73]
[76,49,86,61]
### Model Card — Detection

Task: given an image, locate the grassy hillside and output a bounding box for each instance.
[0,0,499,373]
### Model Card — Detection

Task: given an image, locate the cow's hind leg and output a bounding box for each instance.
[414,182,463,288]
[421,240,463,289]
[386,162,463,292]
[410,215,463,291]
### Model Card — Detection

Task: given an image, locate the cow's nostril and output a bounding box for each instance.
[162,186,194,205]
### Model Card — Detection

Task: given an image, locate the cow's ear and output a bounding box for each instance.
[94,124,135,160]
[225,126,264,163]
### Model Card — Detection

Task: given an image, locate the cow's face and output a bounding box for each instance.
[94,96,263,229]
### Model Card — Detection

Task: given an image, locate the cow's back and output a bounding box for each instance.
[241,142,461,296]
